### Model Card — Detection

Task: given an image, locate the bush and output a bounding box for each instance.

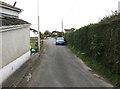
[65,15,120,86]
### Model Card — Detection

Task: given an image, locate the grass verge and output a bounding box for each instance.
[68,45,120,87]
[33,42,46,65]
[40,42,46,53]
[30,41,37,49]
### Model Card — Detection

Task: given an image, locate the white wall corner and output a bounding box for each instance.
[0,32,2,88]
[0,51,30,86]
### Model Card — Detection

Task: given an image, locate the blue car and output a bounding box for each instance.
[56,37,66,45]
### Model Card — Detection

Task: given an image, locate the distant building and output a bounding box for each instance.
[52,31,59,35]
[30,28,38,37]
[52,31,64,37]
[118,1,120,13]
[57,32,64,37]
[64,28,75,33]
[0,1,31,85]
[30,28,38,42]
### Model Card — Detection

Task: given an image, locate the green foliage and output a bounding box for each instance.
[65,15,120,87]
[44,30,51,36]
[40,33,46,39]
[30,41,38,49]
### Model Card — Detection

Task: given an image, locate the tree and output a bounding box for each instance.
[44,30,51,37]
[44,30,50,35]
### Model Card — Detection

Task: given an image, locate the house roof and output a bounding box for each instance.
[30,28,38,33]
[52,31,59,33]
[64,29,71,31]
[64,28,75,32]
[0,16,30,26]
[0,1,22,12]
[30,30,38,37]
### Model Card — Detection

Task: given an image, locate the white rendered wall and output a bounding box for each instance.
[0,51,30,85]
[0,32,2,68]
[0,5,2,88]
[0,33,2,88]
[1,24,30,68]
[0,24,30,86]
[0,7,19,17]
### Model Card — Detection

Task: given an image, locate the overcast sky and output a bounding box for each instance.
[1,0,120,33]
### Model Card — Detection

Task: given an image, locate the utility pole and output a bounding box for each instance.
[118,1,120,13]
[61,17,64,37]
[38,0,40,52]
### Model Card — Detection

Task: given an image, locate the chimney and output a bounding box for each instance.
[13,1,17,7]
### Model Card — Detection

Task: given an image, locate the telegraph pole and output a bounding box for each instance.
[118,1,120,13]
[61,17,64,37]
[38,0,40,52]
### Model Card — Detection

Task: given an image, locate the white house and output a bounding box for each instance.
[0,1,31,86]
[64,28,75,33]
[30,28,38,43]
[30,28,38,38]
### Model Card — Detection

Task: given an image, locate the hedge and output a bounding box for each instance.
[64,14,120,75]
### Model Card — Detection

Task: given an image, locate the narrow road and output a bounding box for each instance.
[27,37,113,87]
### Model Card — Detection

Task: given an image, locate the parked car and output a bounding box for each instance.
[56,37,66,45]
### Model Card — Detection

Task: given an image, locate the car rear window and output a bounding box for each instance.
[57,37,64,40]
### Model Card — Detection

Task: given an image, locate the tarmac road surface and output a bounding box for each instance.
[27,37,113,87]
